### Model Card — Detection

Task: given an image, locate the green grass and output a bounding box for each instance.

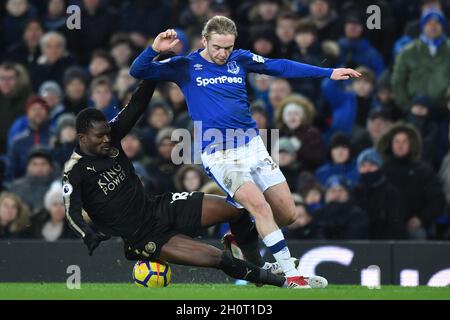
[0,283,449,300]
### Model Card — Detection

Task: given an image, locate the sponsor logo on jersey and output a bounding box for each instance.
[196,76,243,87]
[227,61,240,74]
[97,163,127,195]
[194,63,203,71]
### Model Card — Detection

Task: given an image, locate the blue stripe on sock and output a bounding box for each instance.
[268,240,286,255]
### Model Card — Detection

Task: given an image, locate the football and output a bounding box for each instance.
[133,260,172,288]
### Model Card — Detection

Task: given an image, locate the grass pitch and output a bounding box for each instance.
[0,283,449,300]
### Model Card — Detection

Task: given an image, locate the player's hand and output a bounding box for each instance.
[330,68,361,80]
[151,29,180,53]
[83,228,111,256]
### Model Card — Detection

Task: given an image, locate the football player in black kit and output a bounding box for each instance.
[62,79,314,288]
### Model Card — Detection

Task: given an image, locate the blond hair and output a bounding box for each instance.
[0,192,30,234]
[201,16,238,40]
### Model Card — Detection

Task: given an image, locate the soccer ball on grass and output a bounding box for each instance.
[133,260,171,288]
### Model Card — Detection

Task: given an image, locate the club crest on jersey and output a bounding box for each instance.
[194,63,203,71]
[108,147,119,158]
[227,61,240,74]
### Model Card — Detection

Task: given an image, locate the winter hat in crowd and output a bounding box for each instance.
[420,8,447,31]
[38,81,62,99]
[357,148,383,168]
[368,107,393,121]
[55,113,76,135]
[325,174,350,190]
[26,96,49,113]
[329,132,351,150]
[410,94,432,110]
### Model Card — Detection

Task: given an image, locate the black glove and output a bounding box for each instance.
[82,226,111,256]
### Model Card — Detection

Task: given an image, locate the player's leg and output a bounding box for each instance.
[158,234,286,287]
[233,182,300,278]
[263,181,297,227]
[200,195,264,267]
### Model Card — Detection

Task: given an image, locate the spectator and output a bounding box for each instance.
[9,147,57,215]
[338,13,385,77]
[1,0,37,53]
[273,137,301,192]
[314,175,369,239]
[0,62,32,155]
[114,67,137,104]
[39,81,66,128]
[5,18,43,70]
[301,0,341,41]
[88,76,119,121]
[275,12,298,59]
[0,191,30,239]
[373,71,404,122]
[377,123,446,239]
[290,20,339,101]
[139,99,173,158]
[30,31,77,91]
[405,95,440,167]
[174,164,207,192]
[321,66,376,143]
[146,127,179,194]
[249,26,279,58]
[9,80,65,144]
[65,0,119,64]
[351,107,394,156]
[88,50,117,83]
[163,82,188,122]
[353,148,407,239]
[43,0,67,32]
[315,132,359,187]
[118,0,171,38]
[277,95,326,172]
[120,128,150,167]
[283,193,316,239]
[403,0,447,38]
[250,102,273,153]
[62,66,89,115]
[248,0,283,29]
[51,113,77,168]
[268,78,292,125]
[7,97,51,180]
[392,8,450,111]
[27,184,76,241]
[296,171,325,215]
[109,34,136,69]
[179,0,211,33]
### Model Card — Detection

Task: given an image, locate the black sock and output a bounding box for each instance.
[229,210,264,267]
[218,251,285,287]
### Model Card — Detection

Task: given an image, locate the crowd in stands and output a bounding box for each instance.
[0,0,449,241]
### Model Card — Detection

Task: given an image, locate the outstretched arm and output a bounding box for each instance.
[243,51,361,80]
[109,80,156,140]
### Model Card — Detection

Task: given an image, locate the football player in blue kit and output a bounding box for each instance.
[130,16,360,288]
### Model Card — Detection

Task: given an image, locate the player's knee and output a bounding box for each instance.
[250,201,272,221]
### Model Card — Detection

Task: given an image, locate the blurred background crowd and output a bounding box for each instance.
[0,0,449,242]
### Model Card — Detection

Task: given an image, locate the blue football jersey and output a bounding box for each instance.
[130,47,333,152]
